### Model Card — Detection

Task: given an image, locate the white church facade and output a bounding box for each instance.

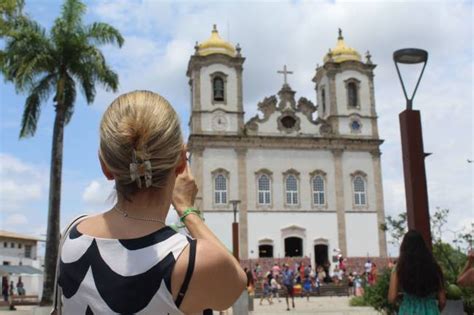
[187,26,388,265]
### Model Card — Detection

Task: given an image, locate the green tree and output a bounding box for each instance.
[0,0,25,36]
[0,0,123,304]
[380,212,407,248]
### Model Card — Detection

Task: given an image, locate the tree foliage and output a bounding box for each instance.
[1,0,124,137]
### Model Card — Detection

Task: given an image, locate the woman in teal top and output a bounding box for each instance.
[388,230,446,314]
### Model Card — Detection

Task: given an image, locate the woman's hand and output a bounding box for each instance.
[172,163,198,216]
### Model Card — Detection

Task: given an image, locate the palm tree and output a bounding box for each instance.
[1,0,123,304]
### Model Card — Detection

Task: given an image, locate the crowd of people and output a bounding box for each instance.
[243,256,384,311]
[243,230,474,314]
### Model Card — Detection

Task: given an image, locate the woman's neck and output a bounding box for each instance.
[115,176,175,222]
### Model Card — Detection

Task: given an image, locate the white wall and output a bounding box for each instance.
[0,240,37,260]
[199,64,237,112]
[202,148,239,210]
[246,148,336,211]
[338,116,373,137]
[247,212,339,259]
[334,70,371,117]
[345,212,380,256]
[342,151,376,211]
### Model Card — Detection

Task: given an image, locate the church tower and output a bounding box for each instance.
[313,29,379,139]
[187,25,245,135]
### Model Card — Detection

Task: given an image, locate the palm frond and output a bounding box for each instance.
[1,18,53,90]
[60,0,85,32]
[69,45,118,100]
[85,22,124,47]
[19,73,56,137]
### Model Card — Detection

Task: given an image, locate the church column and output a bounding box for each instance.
[368,74,380,139]
[371,149,388,257]
[328,73,340,135]
[192,70,202,133]
[236,66,245,132]
[332,148,347,257]
[235,147,249,259]
[191,147,204,211]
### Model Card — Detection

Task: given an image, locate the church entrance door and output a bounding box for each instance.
[259,244,273,258]
[314,244,329,268]
[284,237,303,257]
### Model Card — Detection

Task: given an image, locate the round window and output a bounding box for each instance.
[351,120,361,131]
[281,116,296,129]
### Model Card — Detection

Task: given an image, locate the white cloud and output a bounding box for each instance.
[82,179,115,207]
[5,213,28,226]
[0,153,47,212]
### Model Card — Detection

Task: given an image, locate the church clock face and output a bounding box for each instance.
[212,114,228,131]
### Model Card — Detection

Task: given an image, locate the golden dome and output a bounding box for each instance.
[324,29,361,63]
[197,25,236,57]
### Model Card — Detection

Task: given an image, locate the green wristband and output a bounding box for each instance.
[179,207,203,224]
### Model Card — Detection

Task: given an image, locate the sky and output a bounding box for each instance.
[0,0,472,256]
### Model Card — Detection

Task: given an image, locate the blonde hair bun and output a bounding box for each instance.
[99,90,183,196]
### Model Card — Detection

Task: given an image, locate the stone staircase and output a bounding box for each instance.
[253,283,350,298]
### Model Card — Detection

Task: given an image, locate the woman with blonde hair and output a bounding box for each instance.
[57,90,247,314]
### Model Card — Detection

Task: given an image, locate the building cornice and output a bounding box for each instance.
[313,60,376,84]
[188,134,383,151]
[187,54,245,77]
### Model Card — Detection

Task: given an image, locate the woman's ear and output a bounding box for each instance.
[99,152,114,180]
[175,147,187,175]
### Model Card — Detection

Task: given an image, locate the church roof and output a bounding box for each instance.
[324,29,361,63]
[197,25,237,57]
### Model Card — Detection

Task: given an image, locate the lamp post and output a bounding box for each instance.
[393,48,432,250]
[230,200,241,261]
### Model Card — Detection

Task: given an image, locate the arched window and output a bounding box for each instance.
[321,88,326,114]
[353,176,366,206]
[347,82,358,108]
[285,175,298,205]
[213,77,224,101]
[312,175,325,206]
[258,174,271,205]
[214,174,227,204]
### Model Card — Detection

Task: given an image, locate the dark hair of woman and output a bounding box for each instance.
[396,230,444,297]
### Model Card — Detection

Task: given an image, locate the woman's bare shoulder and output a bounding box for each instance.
[75,213,108,236]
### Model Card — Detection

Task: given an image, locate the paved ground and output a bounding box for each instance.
[0,297,380,314]
[250,296,380,314]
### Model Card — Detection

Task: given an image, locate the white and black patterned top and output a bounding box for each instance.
[59,224,198,315]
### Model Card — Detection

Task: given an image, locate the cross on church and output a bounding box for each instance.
[277,65,293,85]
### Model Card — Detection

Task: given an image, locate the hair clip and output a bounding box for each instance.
[130,149,153,188]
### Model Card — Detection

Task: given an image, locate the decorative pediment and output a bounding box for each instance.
[313,238,329,246]
[281,225,306,239]
[258,96,278,119]
[258,238,274,245]
[297,97,317,119]
[282,169,301,177]
[244,85,323,136]
[277,84,297,110]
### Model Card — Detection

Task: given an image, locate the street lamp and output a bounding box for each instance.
[393,48,432,250]
[393,48,428,110]
[230,200,241,261]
